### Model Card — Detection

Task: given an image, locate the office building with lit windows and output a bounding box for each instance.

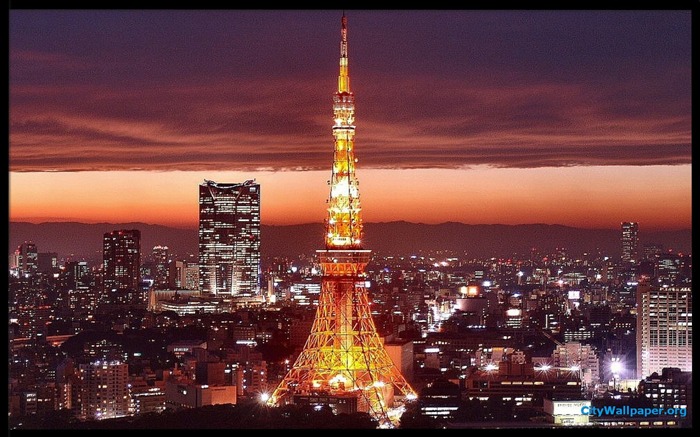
[551,342,600,387]
[11,241,38,277]
[636,282,692,379]
[198,179,261,297]
[102,229,141,305]
[79,360,130,420]
[638,367,691,410]
[465,360,583,404]
[621,222,640,265]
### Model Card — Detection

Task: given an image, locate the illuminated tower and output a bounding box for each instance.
[267,13,416,428]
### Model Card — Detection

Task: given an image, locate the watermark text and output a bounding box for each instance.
[581,405,687,418]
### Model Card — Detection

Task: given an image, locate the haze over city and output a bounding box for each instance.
[9,9,691,231]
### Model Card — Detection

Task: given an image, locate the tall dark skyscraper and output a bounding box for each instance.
[198,179,261,297]
[102,229,141,305]
[151,245,170,290]
[621,221,639,265]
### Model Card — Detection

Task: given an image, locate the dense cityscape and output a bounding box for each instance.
[7,218,694,428]
[8,10,692,431]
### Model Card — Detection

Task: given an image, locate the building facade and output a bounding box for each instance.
[151,245,171,289]
[79,360,130,420]
[464,360,583,404]
[198,179,261,297]
[102,229,141,305]
[621,222,640,265]
[638,367,691,411]
[636,283,692,379]
[551,342,600,387]
[11,241,38,277]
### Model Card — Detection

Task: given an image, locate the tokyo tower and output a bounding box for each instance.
[267,13,417,428]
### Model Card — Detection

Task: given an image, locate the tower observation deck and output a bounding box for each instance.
[266,13,417,428]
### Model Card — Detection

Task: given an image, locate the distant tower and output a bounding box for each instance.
[621,221,639,265]
[102,229,141,305]
[267,13,416,428]
[198,179,261,297]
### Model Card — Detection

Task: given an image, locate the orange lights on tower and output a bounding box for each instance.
[266,13,416,428]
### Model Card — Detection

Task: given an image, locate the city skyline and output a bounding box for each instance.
[9,9,692,231]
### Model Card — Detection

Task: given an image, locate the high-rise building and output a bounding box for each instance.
[621,222,640,265]
[79,360,130,420]
[151,245,170,289]
[102,229,141,305]
[63,261,90,290]
[267,14,416,428]
[12,242,38,277]
[636,282,692,379]
[198,179,261,297]
[184,264,199,290]
[172,259,188,289]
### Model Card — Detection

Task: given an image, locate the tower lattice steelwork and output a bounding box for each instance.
[267,13,416,428]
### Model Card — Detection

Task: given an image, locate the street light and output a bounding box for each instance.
[610,358,623,392]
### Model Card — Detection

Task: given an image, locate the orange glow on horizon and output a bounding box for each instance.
[9,165,692,231]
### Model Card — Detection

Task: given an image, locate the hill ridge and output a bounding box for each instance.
[9,221,691,263]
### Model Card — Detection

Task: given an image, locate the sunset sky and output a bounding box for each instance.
[9,9,692,231]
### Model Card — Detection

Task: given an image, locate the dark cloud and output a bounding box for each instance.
[9,10,691,173]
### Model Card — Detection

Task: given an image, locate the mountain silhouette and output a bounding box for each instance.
[8,221,691,264]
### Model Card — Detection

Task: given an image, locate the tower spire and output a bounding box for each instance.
[327,12,361,249]
[338,11,349,93]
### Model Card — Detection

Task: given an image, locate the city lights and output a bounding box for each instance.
[7,9,692,432]
[484,363,498,372]
[610,359,623,375]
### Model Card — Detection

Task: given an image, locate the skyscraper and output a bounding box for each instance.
[151,245,170,289]
[102,229,141,305]
[636,281,692,379]
[198,179,261,297]
[268,14,416,428]
[621,221,640,265]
